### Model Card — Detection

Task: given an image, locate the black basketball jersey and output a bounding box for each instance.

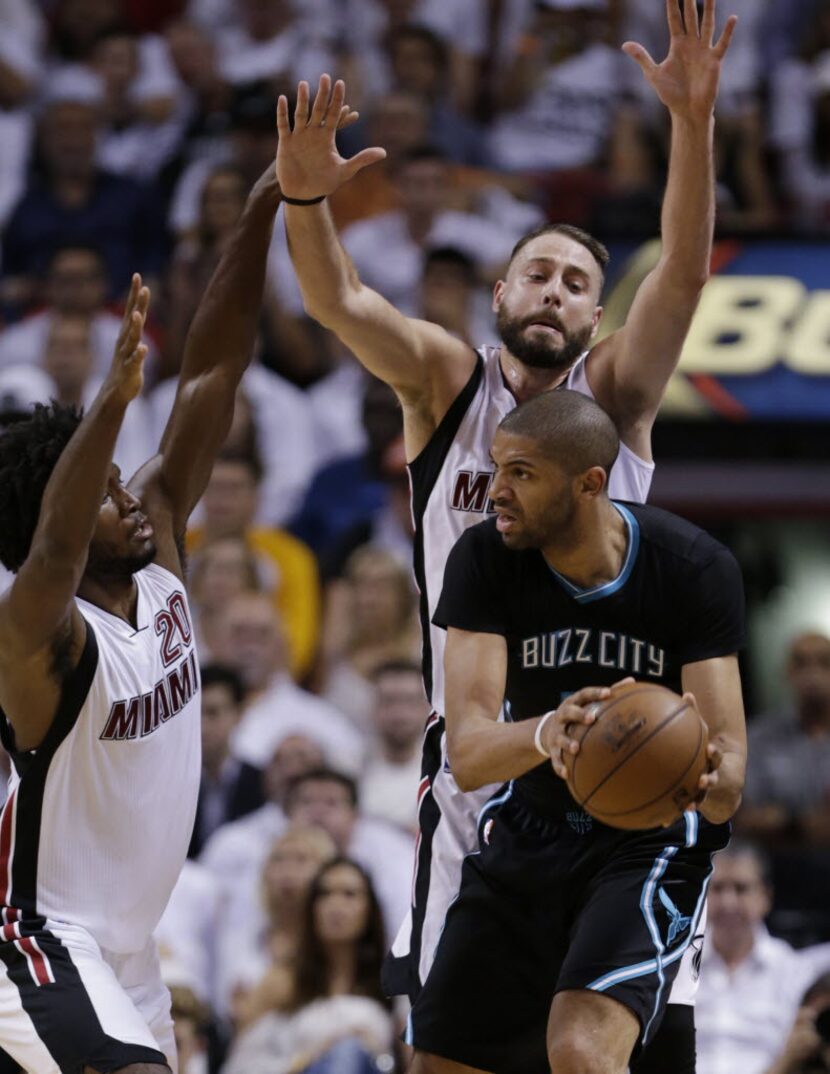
[433,501,745,818]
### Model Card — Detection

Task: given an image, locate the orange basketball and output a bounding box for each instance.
[563,682,709,831]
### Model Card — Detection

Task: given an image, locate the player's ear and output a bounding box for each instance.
[591,305,603,338]
[578,465,607,499]
[492,279,505,313]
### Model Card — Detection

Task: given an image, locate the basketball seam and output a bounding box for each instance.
[589,716,705,819]
[575,701,692,809]
[569,686,679,794]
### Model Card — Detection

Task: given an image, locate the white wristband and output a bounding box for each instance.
[534,710,555,758]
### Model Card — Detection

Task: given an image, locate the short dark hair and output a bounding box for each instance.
[284,767,359,812]
[0,403,82,571]
[200,663,245,705]
[509,223,610,280]
[499,389,619,477]
[424,245,476,286]
[716,839,773,887]
[371,659,423,682]
[214,444,264,485]
[389,22,448,68]
[46,242,106,273]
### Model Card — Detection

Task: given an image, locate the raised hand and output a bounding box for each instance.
[276,75,386,200]
[622,0,737,122]
[107,273,150,404]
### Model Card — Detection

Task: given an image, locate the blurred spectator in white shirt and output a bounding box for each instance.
[764,972,830,1074]
[155,859,222,1007]
[489,0,624,174]
[342,0,487,113]
[696,841,830,1074]
[341,146,522,315]
[214,0,334,88]
[213,591,363,773]
[0,243,157,381]
[360,660,428,834]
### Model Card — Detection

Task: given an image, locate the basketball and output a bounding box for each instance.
[564,682,709,831]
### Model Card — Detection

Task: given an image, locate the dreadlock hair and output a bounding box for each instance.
[0,402,82,572]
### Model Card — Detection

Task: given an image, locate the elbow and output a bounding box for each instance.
[446,735,481,793]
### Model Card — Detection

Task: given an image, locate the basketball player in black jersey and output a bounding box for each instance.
[406,390,747,1074]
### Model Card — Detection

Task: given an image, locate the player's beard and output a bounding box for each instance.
[497,306,594,373]
[86,542,157,582]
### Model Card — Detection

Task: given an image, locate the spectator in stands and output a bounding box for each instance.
[738,630,830,846]
[386,23,487,165]
[419,244,496,347]
[229,825,336,1021]
[156,858,222,1009]
[188,664,265,858]
[360,660,427,832]
[341,0,487,114]
[214,0,334,88]
[489,0,624,175]
[47,0,122,66]
[168,983,211,1074]
[90,29,183,180]
[186,450,321,677]
[282,770,412,943]
[0,66,164,313]
[772,37,830,231]
[292,377,404,565]
[340,145,518,314]
[696,840,830,1074]
[0,244,148,380]
[321,547,420,730]
[200,732,327,899]
[223,857,395,1074]
[189,537,262,660]
[765,973,830,1074]
[216,591,363,771]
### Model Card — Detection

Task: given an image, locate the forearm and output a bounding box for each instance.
[180,173,281,383]
[33,387,128,567]
[658,114,715,293]
[447,711,546,792]
[283,201,359,324]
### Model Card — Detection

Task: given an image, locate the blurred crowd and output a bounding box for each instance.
[1,0,830,1071]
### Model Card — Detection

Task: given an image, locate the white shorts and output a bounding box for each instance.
[0,914,175,1073]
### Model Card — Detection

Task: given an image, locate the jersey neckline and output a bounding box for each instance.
[545,502,640,604]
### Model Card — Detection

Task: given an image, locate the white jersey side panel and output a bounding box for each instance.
[0,563,201,954]
[412,345,655,715]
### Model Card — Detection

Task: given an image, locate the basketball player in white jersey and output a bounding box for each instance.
[0,164,285,1073]
[276,2,735,1069]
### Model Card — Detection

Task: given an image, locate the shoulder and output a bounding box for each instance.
[625,502,739,574]
[450,517,505,562]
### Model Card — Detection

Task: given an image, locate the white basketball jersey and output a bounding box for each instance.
[0,563,201,953]
[409,346,655,715]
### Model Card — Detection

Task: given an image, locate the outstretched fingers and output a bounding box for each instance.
[621,41,658,76]
[294,81,310,127]
[276,95,290,138]
[666,0,683,36]
[714,14,738,58]
[683,0,700,35]
[700,0,716,42]
[343,146,388,180]
[309,73,331,126]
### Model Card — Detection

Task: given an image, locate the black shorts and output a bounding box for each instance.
[407,782,727,1073]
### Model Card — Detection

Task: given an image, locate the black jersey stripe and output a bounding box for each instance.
[1,621,98,915]
[408,354,483,703]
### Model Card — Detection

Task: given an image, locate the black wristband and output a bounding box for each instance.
[282,193,326,206]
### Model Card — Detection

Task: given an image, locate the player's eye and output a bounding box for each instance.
[527,273,545,282]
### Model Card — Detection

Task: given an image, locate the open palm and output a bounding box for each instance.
[623,0,737,121]
[276,76,386,201]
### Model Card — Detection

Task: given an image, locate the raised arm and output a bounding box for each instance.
[0,276,149,662]
[589,0,737,453]
[133,167,281,548]
[276,76,474,447]
[682,654,746,823]
[444,627,609,792]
